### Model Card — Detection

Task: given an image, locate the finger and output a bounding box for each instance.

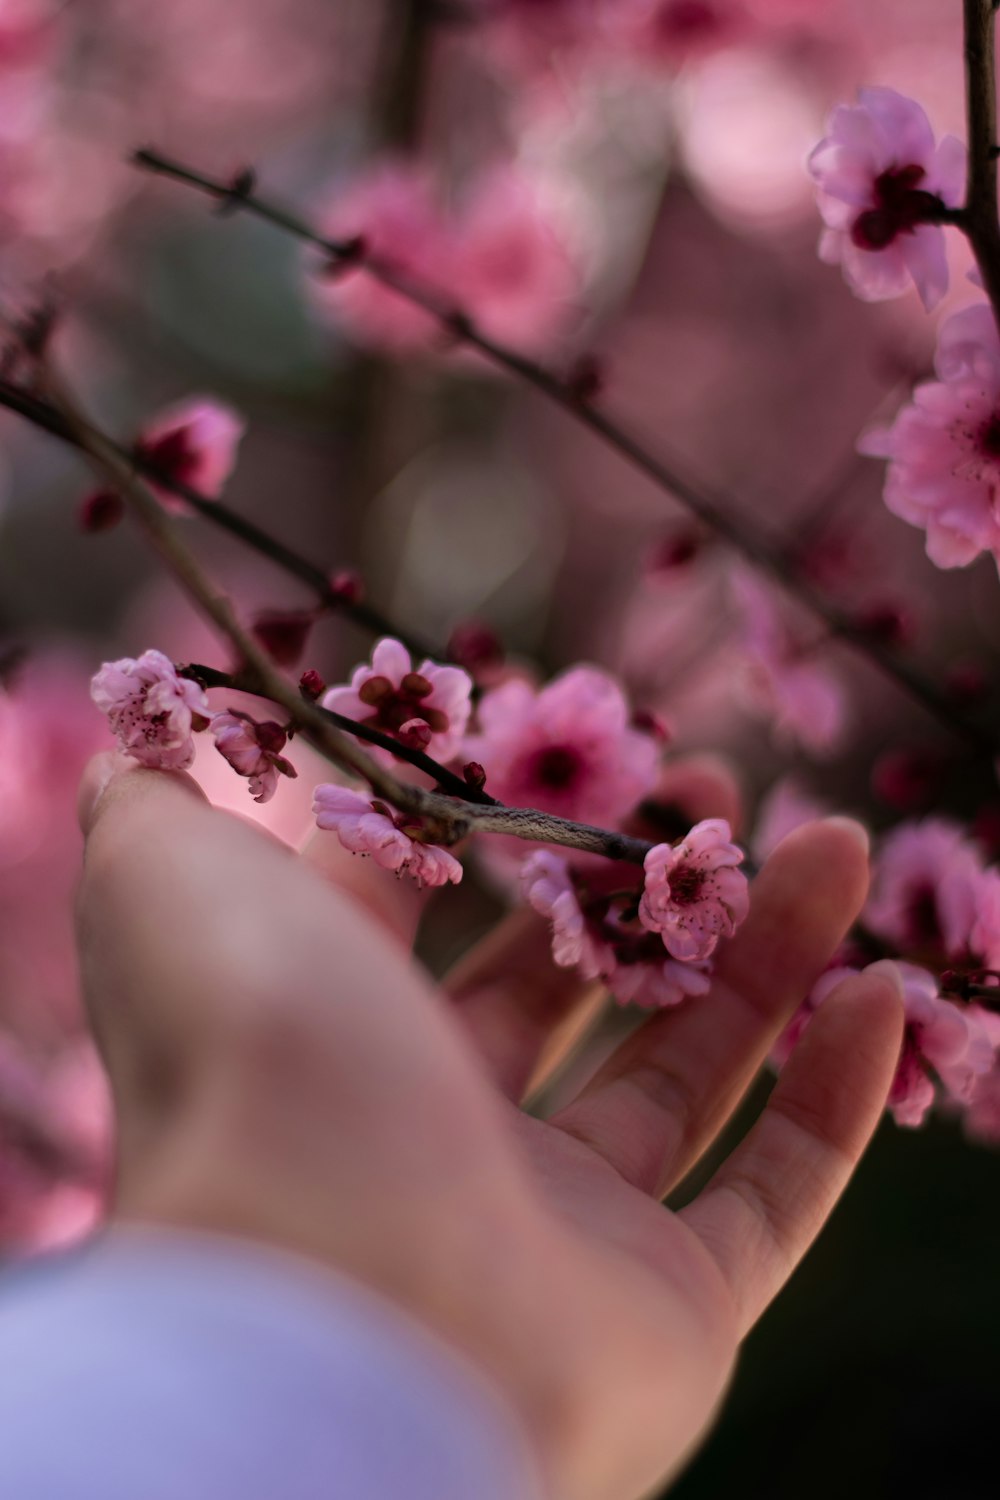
[679,966,904,1337]
[551,818,871,1196]
[300,818,432,948]
[447,754,742,1101]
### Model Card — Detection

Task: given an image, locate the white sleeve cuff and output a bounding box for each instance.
[0,1226,543,1500]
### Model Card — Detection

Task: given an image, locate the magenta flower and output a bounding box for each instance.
[639,818,749,964]
[312,784,463,888]
[730,569,845,755]
[520,849,713,1009]
[860,301,1000,574]
[865,818,983,959]
[210,711,297,805]
[323,637,473,765]
[808,87,966,311]
[90,650,209,771]
[465,666,659,828]
[971,868,1000,970]
[135,396,245,512]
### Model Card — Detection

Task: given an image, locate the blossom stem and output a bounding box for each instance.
[962,0,1000,336]
[180,660,496,804]
[129,147,999,758]
[38,372,654,862]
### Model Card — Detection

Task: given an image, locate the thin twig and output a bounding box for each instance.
[43,374,653,863]
[962,0,1000,334]
[129,147,999,758]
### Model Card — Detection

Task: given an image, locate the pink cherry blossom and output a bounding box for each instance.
[312,784,463,888]
[210,711,297,805]
[312,159,583,356]
[865,818,983,959]
[730,569,845,755]
[521,849,609,978]
[450,165,582,354]
[520,849,712,1008]
[464,666,659,828]
[771,965,855,1071]
[970,868,1000,969]
[808,87,966,311]
[313,162,450,350]
[859,301,1000,575]
[135,396,245,512]
[639,818,749,963]
[323,637,473,764]
[91,650,209,771]
[889,964,994,1127]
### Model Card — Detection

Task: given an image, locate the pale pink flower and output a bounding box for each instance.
[313,159,582,356]
[314,162,450,350]
[323,637,473,764]
[521,849,609,978]
[639,818,749,963]
[465,666,659,828]
[608,954,712,1010]
[452,166,582,353]
[730,569,845,754]
[751,776,831,862]
[312,784,463,888]
[865,818,983,959]
[136,396,245,512]
[91,650,209,771]
[859,302,1000,575]
[889,964,994,1126]
[971,867,1000,969]
[520,849,713,1008]
[210,711,297,805]
[808,87,966,311]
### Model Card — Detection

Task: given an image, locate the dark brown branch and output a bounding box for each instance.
[182,660,496,804]
[963,0,1000,334]
[129,148,1000,759]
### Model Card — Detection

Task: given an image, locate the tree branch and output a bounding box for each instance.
[129,147,999,758]
[963,0,1000,334]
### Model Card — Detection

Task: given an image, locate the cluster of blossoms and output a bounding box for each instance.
[767,813,1000,1135]
[810,87,1000,580]
[90,651,296,804]
[92,634,751,1004]
[521,817,747,1010]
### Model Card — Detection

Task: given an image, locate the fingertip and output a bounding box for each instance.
[78,750,207,839]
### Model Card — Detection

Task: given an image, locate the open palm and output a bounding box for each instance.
[77,752,902,1500]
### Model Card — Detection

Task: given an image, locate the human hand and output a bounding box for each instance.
[76,751,902,1500]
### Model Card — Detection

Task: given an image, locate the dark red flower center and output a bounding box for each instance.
[138,426,201,487]
[979,412,1000,459]
[529,744,584,791]
[850,163,941,252]
[358,671,448,738]
[669,862,707,906]
[906,880,941,946]
[655,1,725,42]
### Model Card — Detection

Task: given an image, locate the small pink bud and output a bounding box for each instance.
[648,531,701,572]
[329,568,365,604]
[447,620,504,674]
[322,236,367,281]
[299,669,326,701]
[79,489,125,533]
[255,721,288,755]
[463,761,487,791]
[856,601,914,646]
[566,354,605,404]
[251,609,316,667]
[631,708,672,744]
[398,718,432,751]
[871,748,943,811]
